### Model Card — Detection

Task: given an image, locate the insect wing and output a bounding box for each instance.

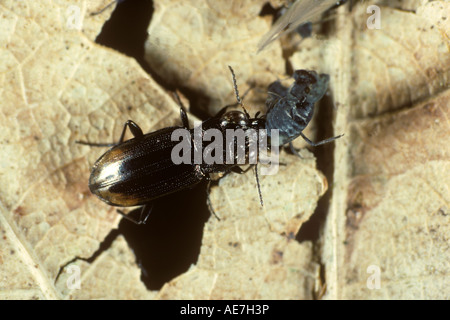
[257,0,338,52]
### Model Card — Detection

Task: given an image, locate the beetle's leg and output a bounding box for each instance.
[205,179,221,221]
[118,120,144,143]
[76,120,143,147]
[172,92,190,129]
[299,132,344,147]
[138,204,153,224]
[76,140,116,147]
[117,204,153,225]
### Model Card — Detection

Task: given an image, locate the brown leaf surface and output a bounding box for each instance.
[158,153,327,299]
[55,235,153,299]
[1,0,448,300]
[0,0,180,299]
[313,1,449,299]
[144,0,285,114]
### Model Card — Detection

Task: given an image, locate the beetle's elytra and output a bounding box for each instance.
[89,125,206,207]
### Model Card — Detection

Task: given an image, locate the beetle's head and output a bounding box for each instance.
[219,110,249,129]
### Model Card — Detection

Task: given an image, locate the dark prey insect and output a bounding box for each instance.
[265,69,343,154]
[77,67,265,224]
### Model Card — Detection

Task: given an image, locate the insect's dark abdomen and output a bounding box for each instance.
[89,126,204,207]
[265,70,329,146]
[266,98,314,146]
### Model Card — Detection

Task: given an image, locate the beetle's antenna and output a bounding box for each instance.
[254,164,264,207]
[228,66,251,119]
[206,179,221,221]
[228,66,264,207]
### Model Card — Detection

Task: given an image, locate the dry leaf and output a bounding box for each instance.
[1,0,448,300]
[156,153,327,299]
[303,1,449,299]
[55,235,152,299]
[144,0,285,114]
[0,0,180,299]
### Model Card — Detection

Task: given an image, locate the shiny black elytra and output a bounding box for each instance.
[77,67,265,223]
[265,69,343,156]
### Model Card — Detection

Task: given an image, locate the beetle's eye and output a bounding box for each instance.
[304,87,310,94]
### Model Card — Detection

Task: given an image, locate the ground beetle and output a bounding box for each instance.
[78,67,265,223]
[265,69,343,156]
